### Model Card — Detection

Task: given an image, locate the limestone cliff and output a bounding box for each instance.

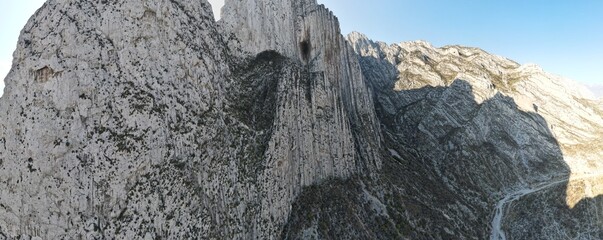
[347,31,603,175]
[0,0,380,239]
[0,0,234,238]
[220,0,382,176]
[343,32,603,239]
[1,0,602,239]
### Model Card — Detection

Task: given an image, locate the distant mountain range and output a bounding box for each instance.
[1,0,602,239]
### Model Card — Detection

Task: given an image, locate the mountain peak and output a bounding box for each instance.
[1,1,603,239]
[1,0,382,238]
[397,39,434,49]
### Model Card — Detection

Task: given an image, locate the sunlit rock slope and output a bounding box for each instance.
[0,0,602,239]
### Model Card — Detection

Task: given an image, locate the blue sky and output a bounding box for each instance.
[0,0,47,96]
[1,1,602,96]
[317,0,603,86]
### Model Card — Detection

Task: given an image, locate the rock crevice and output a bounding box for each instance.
[1,0,602,239]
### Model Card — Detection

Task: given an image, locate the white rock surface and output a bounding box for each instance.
[348,31,603,175]
[221,1,383,236]
[1,0,602,239]
[0,0,381,239]
[347,32,603,239]
[0,0,233,238]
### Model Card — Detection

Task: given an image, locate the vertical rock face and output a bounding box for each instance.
[341,32,603,239]
[221,0,382,237]
[221,0,382,177]
[347,31,603,175]
[0,0,381,239]
[1,0,603,239]
[0,0,236,238]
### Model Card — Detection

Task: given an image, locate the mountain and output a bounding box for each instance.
[1,0,602,239]
[347,31,603,175]
[346,32,603,239]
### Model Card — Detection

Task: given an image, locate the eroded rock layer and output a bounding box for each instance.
[1,0,602,239]
[0,0,381,239]
[336,32,603,239]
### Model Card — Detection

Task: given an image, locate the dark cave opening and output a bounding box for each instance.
[299,40,311,62]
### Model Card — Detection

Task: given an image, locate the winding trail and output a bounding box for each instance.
[490,173,603,240]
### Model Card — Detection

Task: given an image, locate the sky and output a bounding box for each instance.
[0,0,47,96]
[1,1,602,97]
[315,0,603,95]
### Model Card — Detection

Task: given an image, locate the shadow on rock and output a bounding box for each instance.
[281,49,593,239]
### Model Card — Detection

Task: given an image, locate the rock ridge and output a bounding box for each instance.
[0,0,602,239]
[0,0,381,239]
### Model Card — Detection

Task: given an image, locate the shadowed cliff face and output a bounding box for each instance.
[0,0,601,239]
[504,178,603,239]
[347,31,603,175]
[338,33,603,239]
[282,76,573,239]
[0,0,381,239]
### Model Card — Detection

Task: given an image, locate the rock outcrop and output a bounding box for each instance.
[0,0,380,239]
[221,0,382,176]
[0,0,234,238]
[343,32,603,239]
[1,0,602,239]
[347,31,603,175]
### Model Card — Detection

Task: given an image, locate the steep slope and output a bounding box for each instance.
[281,32,579,239]
[0,0,234,238]
[345,32,603,239]
[347,32,603,174]
[1,0,602,239]
[0,0,381,239]
[220,0,382,175]
[283,81,569,239]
